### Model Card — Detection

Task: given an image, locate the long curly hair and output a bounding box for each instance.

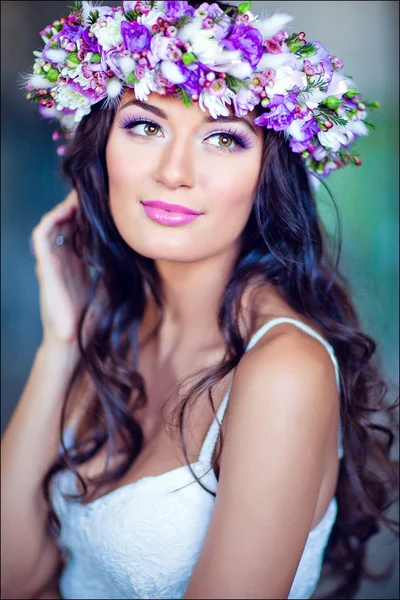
[42,4,398,597]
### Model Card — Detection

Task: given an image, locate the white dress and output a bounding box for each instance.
[51,317,344,599]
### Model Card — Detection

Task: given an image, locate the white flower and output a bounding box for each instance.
[257,51,296,72]
[27,74,54,89]
[179,18,203,43]
[317,124,354,152]
[119,56,136,76]
[199,87,235,120]
[189,29,243,68]
[347,119,369,136]
[134,70,158,102]
[55,85,91,122]
[90,13,124,51]
[252,12,293,40]
[106,78,123,99]
[45,49,67,64]
[137,1,166,27]
[160,61,186,84]
[223,61,253,79]
[267,66,307,97]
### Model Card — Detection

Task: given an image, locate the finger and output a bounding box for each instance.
[31,203,77,261]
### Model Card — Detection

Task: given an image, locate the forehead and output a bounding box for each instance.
[117,88,263,134]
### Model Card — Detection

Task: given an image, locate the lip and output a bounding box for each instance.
[140,200,203,227]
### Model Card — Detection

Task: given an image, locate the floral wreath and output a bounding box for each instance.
[24,0,380,179]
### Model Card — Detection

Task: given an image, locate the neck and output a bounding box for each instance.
[142,242,242,359]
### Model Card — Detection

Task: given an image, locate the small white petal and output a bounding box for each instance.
[28,74,54,89]
[45,49,67,64]
[253,12,293,40]
[257,51,296,72]
[160,61,186,84]
[225,61,253,79]
[106,78,123,98]
[119,56,136,76]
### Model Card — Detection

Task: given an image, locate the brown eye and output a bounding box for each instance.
[144,123,160,136]
[218,134,233,148]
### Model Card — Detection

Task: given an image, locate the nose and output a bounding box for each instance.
[152,134,195,190]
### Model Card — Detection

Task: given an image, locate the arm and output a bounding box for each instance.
[184,326,340,599]
[1,190,90,599]
[1,341,80,599]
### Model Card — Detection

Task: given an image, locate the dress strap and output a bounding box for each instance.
[198,317,343,464]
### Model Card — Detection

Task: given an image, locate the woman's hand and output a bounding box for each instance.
[31,190,91,347]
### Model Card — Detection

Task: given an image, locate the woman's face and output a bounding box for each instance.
[106,90,264,263]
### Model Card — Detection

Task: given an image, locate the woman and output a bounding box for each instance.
[1,1,398,599]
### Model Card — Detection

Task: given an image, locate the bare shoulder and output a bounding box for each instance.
[184,322,341,598]
[234,319,339,419]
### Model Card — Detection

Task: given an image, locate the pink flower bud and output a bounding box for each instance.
[157,17,163,25]
[203,17,214,29]
[56,145,67,157]
[152,24,159,33]
[52,130,62,141]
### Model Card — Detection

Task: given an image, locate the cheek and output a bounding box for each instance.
[203,156,260,218]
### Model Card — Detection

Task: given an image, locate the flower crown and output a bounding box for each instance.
[25,0,380,179]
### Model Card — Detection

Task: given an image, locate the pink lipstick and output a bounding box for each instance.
[141,200,203,227]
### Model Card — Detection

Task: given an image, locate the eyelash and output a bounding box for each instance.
[118,117,253,153]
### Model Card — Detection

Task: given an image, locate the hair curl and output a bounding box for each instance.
[43,3,399,597]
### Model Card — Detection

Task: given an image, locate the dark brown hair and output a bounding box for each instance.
[42,3,399,598]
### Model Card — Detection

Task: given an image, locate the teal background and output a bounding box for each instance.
[1,2,398,598]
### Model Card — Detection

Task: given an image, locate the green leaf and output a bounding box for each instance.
[125,73,139,85]
[124,9,141,22]
[364,100,380,110]
[225,74,244,92]
[176,14,191,28]
[66,52,80,67]
[287,40,304,53]
[364,121,376,131]
[238,1,252,14]
[68,1,82,13]
[181,88,192,108]
[182,52,196,66]
[46,68,59,82]
[296,43,317,58]
[91,53,101,63]
[87,10,100,25]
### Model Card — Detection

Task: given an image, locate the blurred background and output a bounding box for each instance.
[1,1,398,598]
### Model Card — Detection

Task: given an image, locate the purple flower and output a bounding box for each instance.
[222,24,264,68]
[165,1,195,21]
[149,34,182,66]
[307,41,333,85]
[289,116,320,152]
[121,21,151,52]
[179,62,206,96]
[81,28,99,53]
[233,87,259,116]
[61,22,84,44]
[199,2,232,40]
[69,80,107,103]
[254,92,298,130]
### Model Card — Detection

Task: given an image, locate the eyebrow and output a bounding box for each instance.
[119,99,259,135]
